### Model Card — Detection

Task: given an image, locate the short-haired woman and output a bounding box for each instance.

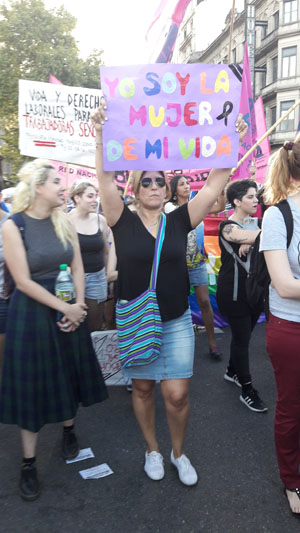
[217,178,267,413]
[0,160,108,501]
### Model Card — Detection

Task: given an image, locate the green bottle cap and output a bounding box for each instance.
[59,264,68,270]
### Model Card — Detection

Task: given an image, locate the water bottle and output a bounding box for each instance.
[55,264,75,323]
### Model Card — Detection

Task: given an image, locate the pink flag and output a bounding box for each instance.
[49,74,63,85]
[232,43,257,180]
[145,0,170,41]
[254,96,270,184]
[156,0,191,63]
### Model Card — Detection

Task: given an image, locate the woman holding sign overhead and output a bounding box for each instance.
[91,98,247,487]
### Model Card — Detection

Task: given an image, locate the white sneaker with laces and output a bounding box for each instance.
[171,450,198,486]
[144,451,164,481]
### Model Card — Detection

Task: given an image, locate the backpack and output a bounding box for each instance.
[219,200,293,315]
[3,213,25,299]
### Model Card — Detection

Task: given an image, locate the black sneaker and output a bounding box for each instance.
[240,388,268,413]
[62,431,80,460]
[224,368,241,388]
[20,464,40,501]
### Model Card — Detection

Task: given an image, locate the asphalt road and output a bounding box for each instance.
[0,322,299,533]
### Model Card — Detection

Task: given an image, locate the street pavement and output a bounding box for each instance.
[0,322,299,533]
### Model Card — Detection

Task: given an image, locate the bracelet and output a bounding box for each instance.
[96,141,103,145]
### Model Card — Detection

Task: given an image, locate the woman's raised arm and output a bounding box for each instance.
[187,115,248,228]
[91,101,124,227]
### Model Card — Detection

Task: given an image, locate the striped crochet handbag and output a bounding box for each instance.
[116,213,166,368]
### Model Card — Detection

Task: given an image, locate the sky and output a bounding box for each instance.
[43,0,245,65]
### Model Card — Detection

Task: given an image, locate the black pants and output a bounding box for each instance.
[227,311,261,387]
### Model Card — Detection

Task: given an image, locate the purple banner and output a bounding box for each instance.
[100,64,242,171]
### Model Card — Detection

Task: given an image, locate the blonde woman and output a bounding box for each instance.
[0,160,108,501]
[91,102,247,487]
[69,180,117,332]
[260,139,300,516]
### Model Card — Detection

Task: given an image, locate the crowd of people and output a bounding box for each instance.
[0,102,300,517]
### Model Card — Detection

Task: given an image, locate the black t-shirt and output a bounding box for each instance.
[112,204,192,322]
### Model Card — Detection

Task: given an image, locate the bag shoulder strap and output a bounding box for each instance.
[150,213,166,290]
[275,200,293,248]
[219,235,252,302]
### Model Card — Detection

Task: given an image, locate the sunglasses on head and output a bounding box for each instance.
[140,176,166,188]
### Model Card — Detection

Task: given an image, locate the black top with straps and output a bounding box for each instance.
[78,223,105,273]
[112,204,192,322]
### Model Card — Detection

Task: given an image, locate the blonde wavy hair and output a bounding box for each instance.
[129,170,171,201]
[264,140,300,204]
[12,159,76,248]
[69,180,97,204]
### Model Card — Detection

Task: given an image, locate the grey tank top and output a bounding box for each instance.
[22,213,74,280]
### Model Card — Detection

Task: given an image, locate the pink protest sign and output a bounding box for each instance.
[232,44,257,180]
[254,96,270,184]
[50,160,98,189]
[167,168,211,190]
[100,64,242,171]
[50,160,129,190]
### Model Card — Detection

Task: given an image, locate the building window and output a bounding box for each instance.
[232,48,236,63]
[282,46,297,77]
[273,11,279,29]
[271,106,277,126]
[262,23,268,39]
[283,0,298,24]
[261,65,267,88]
[272,56,278,82]
[280,100,295,131]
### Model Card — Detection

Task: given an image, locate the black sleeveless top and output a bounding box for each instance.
[112,204,192,322]
[78,227,105,273]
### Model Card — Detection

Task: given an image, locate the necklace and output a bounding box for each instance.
[138,211,160,232]
[145,221,159,232]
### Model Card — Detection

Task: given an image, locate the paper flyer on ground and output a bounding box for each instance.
[79,464,114,479]
[65,448,95,464]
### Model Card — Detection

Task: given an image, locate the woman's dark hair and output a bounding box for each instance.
[169,175,188,203]
[226,179,258,209]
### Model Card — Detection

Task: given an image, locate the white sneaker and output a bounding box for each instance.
[144,451,164,481]
[170,450,198,486]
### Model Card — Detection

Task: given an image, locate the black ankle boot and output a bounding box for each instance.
[62,430,79,460]
[20,464,40,501]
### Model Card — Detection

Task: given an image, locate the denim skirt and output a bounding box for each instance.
[122,308,195,380]
[85,267,107,302]
[188,263,208,287]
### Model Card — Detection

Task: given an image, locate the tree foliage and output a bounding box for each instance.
[0,0,104,180]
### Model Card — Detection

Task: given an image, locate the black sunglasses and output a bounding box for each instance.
[140,176,166,188]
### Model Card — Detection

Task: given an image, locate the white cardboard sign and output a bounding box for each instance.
[18,80,102,166]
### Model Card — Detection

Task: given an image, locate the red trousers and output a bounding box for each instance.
[266,313,300,488]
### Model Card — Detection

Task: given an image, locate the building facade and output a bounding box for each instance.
[173,0,300,150]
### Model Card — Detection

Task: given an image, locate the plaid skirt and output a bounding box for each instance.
[0,279,108,432]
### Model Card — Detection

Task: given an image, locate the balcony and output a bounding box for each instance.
[255,29,279,60]
[261,76,300,100]
[269,129,298,147]
[179,31,194,51]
